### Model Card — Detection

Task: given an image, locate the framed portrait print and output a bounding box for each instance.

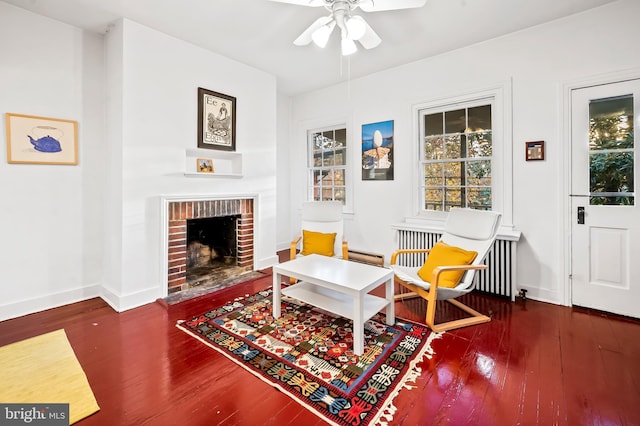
[6,113,78,165]
[197,87,236,151]
[362,120,394,180]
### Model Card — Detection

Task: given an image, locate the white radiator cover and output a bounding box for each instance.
[393,223,520,301]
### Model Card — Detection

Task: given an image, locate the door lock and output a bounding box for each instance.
[577,206,585,224]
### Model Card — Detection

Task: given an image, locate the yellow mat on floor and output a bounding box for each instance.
[0,329,100,424]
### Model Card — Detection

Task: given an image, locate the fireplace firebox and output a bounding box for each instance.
[166,198,254,295]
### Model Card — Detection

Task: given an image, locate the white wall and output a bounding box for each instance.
[102,19,278,311]
[0,2,106,320]
[276,95,293,250]
[0,5,279,319]
[286,0,640,306]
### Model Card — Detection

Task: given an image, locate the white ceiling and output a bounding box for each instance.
[2,0,618,96]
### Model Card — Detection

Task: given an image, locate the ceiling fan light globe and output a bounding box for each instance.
[341,37,358,56]
[312,23,333,48]
[346,16,367,40]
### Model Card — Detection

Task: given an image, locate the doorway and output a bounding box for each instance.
[570,79,639,318]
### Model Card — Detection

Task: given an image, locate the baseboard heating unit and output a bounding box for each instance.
[347,249,385,267]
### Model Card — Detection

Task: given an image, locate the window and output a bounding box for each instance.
[308,126,347,204]
[419,100,493,211]
[588,94,634,205]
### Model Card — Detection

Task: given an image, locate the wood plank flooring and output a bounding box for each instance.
[1,267,639,425]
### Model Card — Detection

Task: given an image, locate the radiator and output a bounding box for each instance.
[395,228,518,300]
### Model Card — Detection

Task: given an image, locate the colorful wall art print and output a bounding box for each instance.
[6,113,78,165]
[362,119,394,180]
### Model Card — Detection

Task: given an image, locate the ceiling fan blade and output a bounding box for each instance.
[357,20,381,49]
[268,0,326,7]
[293,16,334,46]
[358,0,427,12]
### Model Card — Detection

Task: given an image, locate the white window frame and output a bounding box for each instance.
[306,124,349,207]
[411,86,513,228]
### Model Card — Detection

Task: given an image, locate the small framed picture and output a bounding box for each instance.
[6,113,78,165]
[196,158,214,173]
[525,141,545,161]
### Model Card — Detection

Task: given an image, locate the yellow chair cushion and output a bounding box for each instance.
[301,230,336,257]
[417,241,478,288]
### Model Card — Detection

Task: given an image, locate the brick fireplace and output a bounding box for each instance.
[166,198,254,294]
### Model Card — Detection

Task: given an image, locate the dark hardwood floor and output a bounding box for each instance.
[2,265,639,425]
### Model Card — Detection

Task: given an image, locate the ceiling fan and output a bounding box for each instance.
[269,0,428,56]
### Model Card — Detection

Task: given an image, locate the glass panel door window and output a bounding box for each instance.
[588,95,635,205]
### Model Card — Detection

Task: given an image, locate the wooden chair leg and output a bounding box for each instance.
[394,291,419,301]
[428,299,491,333]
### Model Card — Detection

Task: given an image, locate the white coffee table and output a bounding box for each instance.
[272,254,395,356]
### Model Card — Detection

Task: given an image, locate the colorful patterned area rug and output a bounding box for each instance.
[176,289,441,426]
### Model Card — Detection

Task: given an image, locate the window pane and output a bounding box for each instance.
[589,95,634,150]
[468,105,491,131]
[332,169,344,186]
[467,188,492,210]
[466,160,492,186]
[444,162,463,186]
[425,136,443,160]
[425,189,443,210]
[312,133,324,151]
[445,109,466,134]
[467,131,492,157]
[334,187,345,203]
[322,131,334,147]
[445,134,462,159]
[312,169,321,184]
[323,151,334,166]
[425,113,443,136]
[590,195,634,205]
[334,128,346,147]
[445,188,463,210]
[589,152,634,205]
[334,147,346,165]
[313,152,322,167]
[424,163,443,186]
[322,187,333,200]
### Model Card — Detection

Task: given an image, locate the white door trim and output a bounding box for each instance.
[561,67,640,307]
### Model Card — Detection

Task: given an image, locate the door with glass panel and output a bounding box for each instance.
[570,80,639,318]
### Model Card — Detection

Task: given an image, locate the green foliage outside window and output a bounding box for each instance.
[588,95,634,206]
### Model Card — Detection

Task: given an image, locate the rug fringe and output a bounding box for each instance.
[371,331,444,425]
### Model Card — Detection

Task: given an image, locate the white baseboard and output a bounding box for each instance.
[516,285,565,306]
[100,285,161,312]
[0,284,102,322]
[256,254,279,271]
